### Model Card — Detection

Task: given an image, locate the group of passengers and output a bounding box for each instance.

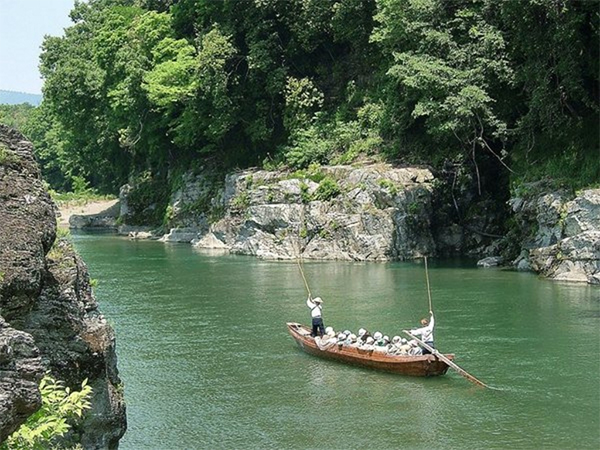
[307,296,436,356]
[319,327,425,356]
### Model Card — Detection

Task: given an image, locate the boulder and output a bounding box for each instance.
[477,256,503,267]
[160,227,201,243]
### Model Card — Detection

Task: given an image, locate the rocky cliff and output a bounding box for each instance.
[0,124,126,448]
[509,184,600,284]
[154,164,437,261]
[115,162,598,284]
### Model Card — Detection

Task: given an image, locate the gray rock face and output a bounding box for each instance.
[0,318,43,442]
[0,125,126,447]
[510,186,600,284]
[192,164,435,261]
[166,171,214,232]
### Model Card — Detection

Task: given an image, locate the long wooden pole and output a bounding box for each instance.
[424,256,432,313]
[296,209,312,299]
[296,257,312,299]
[403,330,488,388]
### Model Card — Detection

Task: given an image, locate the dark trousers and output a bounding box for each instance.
[311,317,325,337]
[422,341,435,355]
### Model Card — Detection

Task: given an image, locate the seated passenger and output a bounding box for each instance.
[357,328,371,344]
[373,331,385,346]
[408,340,423,356]
[397,338,412,355]
[345,333,358,346]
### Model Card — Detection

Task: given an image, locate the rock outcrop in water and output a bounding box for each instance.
[110,157,598,283]
[0,124,126,448]
[509,184,600,284]
[156,165,437,260]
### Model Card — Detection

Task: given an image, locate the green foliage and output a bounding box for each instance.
[299,226,308,239]
[299,182,312,203]
[0,143,19,165]
[70,176,91,195]
[163,204,175,227]
[125,171,170,226]
[22,0,596,219]
[55,227,71,241]
[314,176,341,201]
[232,192,250,210]
[378,178,397,195]
[283,112,383,169]
[284,77,324,131]
[0,104,35,130]
[373,0,513,158]
[49,189,116,208]
[1,374,92,450]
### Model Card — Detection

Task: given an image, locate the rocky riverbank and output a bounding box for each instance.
[68,161,599,285]
[0,125,126,448]
[508,184,600,284]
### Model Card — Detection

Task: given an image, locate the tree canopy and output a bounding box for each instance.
[2,0,597,194]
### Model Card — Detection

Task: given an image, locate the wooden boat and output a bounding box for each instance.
[287,322,453,377]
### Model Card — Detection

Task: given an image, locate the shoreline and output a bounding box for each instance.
[56,199,119,228]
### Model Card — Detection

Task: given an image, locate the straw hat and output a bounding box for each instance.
[313,297,323,304]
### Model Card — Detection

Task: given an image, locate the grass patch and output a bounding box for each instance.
[314,176,341,201]
[378,178,398,195]
[0,143,19,166]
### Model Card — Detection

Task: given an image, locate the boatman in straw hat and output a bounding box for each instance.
[306,296,325,338]
[409,311,435,354]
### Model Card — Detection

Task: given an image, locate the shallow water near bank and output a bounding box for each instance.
[72,232,600,450]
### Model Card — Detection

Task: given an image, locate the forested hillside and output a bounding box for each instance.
[0,90,42,106]
[4,0,599,196]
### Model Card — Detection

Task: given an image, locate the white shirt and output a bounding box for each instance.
[306,298,322,318]
[410,313,434,343]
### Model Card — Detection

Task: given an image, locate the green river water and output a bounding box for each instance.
[72,233,600,450]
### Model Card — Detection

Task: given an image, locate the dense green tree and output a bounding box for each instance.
[32,0,597,199]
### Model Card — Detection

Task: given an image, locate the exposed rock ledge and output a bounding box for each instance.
[510,187,600,284]
[0,124,126,447]
[155,165,437,261]
[115,162,598,283]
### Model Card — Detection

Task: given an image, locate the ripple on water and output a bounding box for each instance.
[73,235,600,450]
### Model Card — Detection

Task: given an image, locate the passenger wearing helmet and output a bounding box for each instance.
[363,336,375,351]
[307,296,325,338]
[357,328,371,344]
[345,333,357,347]
[408,340,423,356]
[398,338,412,355]
[409,311,435,354]
[373,331,386,347]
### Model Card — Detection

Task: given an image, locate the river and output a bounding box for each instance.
[71,232,600,450]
